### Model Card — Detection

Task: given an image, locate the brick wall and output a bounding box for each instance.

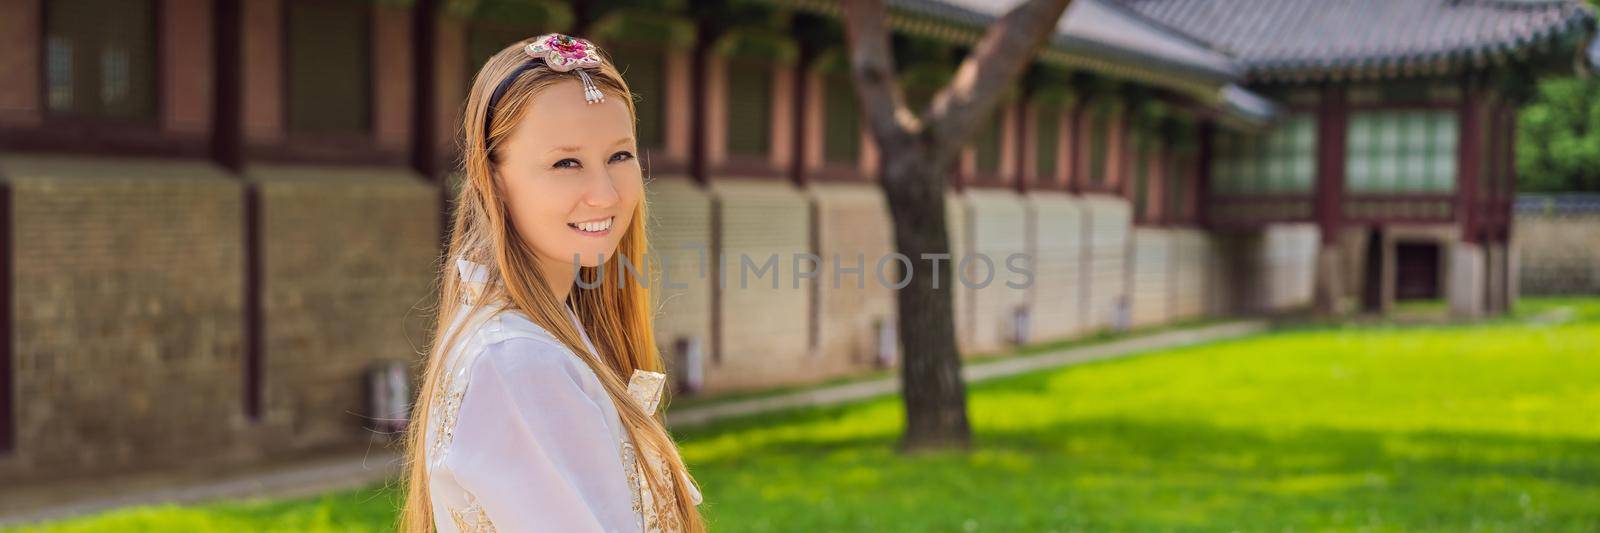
[0,157,439,482]
[1,157,244,481]
[248,166,437,452]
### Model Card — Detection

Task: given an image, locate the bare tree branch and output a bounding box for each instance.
[841,0,916,153]
[926,0,1072,154]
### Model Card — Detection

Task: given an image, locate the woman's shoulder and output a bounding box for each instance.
[427,307,610,465]
[442,306,584,382]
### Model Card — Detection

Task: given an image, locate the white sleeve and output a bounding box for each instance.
[446,337,639,533]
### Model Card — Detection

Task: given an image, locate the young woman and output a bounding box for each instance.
[400,34,705,532]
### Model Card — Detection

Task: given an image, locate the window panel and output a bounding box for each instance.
[44,0,156,120]
[1208,112,1316,195]
[725,58,772,157]
[1088,105,1110,185]
[287,0,370,134]
[1034,103,1059,180]
[610,43,666,151]
[1345,110,1457,193]
[822,74,859,165]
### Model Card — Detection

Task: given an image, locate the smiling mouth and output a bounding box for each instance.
[568,216,614,236]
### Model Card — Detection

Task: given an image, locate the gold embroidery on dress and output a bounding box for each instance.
[619,440,647,530]
[430,369,466,463]
[621,369,692,532]
[448,494,497,533]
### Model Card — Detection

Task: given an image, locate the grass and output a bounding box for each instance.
[13,298,1600,532]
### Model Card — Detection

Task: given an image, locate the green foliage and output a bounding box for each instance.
[15,299,1600,531]
[1517,76,1600,192]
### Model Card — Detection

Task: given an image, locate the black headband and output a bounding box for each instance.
[482,59,545,143]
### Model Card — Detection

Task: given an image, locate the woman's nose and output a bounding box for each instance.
[583,169,621,208]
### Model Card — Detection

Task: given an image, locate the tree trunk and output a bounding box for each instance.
[839,0,1074,453]
[881,146,971,451]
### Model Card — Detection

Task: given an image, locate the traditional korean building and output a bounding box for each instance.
[0,0,1593,484]
[1125,0,1599,315]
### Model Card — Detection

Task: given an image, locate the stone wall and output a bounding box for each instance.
[0,157,439,482]
[2,157,244,481]
[1516,197,1600,295]
[0,157,1275,482]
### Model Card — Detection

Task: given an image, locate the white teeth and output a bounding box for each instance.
[573,217,612,232]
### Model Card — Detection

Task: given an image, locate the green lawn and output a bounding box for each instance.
[15,299,1600,532]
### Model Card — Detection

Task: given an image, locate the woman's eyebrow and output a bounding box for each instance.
[544,138,632,155]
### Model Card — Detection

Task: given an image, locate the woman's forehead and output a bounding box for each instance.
[512,79,634,150]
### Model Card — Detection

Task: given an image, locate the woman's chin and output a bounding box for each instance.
[573,248,625,269]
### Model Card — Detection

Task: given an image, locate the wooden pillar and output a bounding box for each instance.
[411,0,439,180]
[1014,96,1031,194]
[242,182,263,421]
[1068,98,1086,194]
[689,25,713,185]
[1195,121,1214,227]
[0,0,41,128]
[1147,147,1165,225]
[1313,85,1348,314]
[1315,86,1347,245]
[788,41,815,187]
[0,182,12,453]
[1457,80,1488,244]
[1109,104,1128,196]
[213,0,244,172]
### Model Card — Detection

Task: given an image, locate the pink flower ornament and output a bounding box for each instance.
[525,33,606,104]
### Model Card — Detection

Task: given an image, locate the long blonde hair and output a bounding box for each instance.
[400,37,706,532]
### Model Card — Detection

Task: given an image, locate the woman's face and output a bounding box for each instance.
[496,78,641,275]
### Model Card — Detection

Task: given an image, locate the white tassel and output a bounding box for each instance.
[577,69,605,104]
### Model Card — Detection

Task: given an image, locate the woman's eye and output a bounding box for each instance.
[609,151,635,164]
[553,158,581,169]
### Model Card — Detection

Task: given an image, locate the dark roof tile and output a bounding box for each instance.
[1120,0,1596,81]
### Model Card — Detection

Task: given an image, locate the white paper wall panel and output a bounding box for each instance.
[810,183,896,378]
[1170,229,1208,320]
[1083,195,1131,330]
[644,178,714,379]
[963,189,1030,354]
[1130,228,1171,327]
[707,181,813,391]
[1026,192,1084,342]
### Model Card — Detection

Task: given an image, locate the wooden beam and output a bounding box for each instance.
[212,0,244,172]
[1315,85,1347,245]
[1457,80,1483,244]
[0,182,12,453]
[410,0,438,181]
[243,183,263,422]
[1195,120,1213,227]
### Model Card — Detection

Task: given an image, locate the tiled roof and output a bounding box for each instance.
[1120,0,1597,82]
[905,0,1240,81]
[774,0,1277,124]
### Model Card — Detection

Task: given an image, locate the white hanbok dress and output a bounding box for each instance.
[425,258,701,532]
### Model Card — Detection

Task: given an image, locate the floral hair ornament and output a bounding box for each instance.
[525,33,606,104]
[482,33,606,142]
